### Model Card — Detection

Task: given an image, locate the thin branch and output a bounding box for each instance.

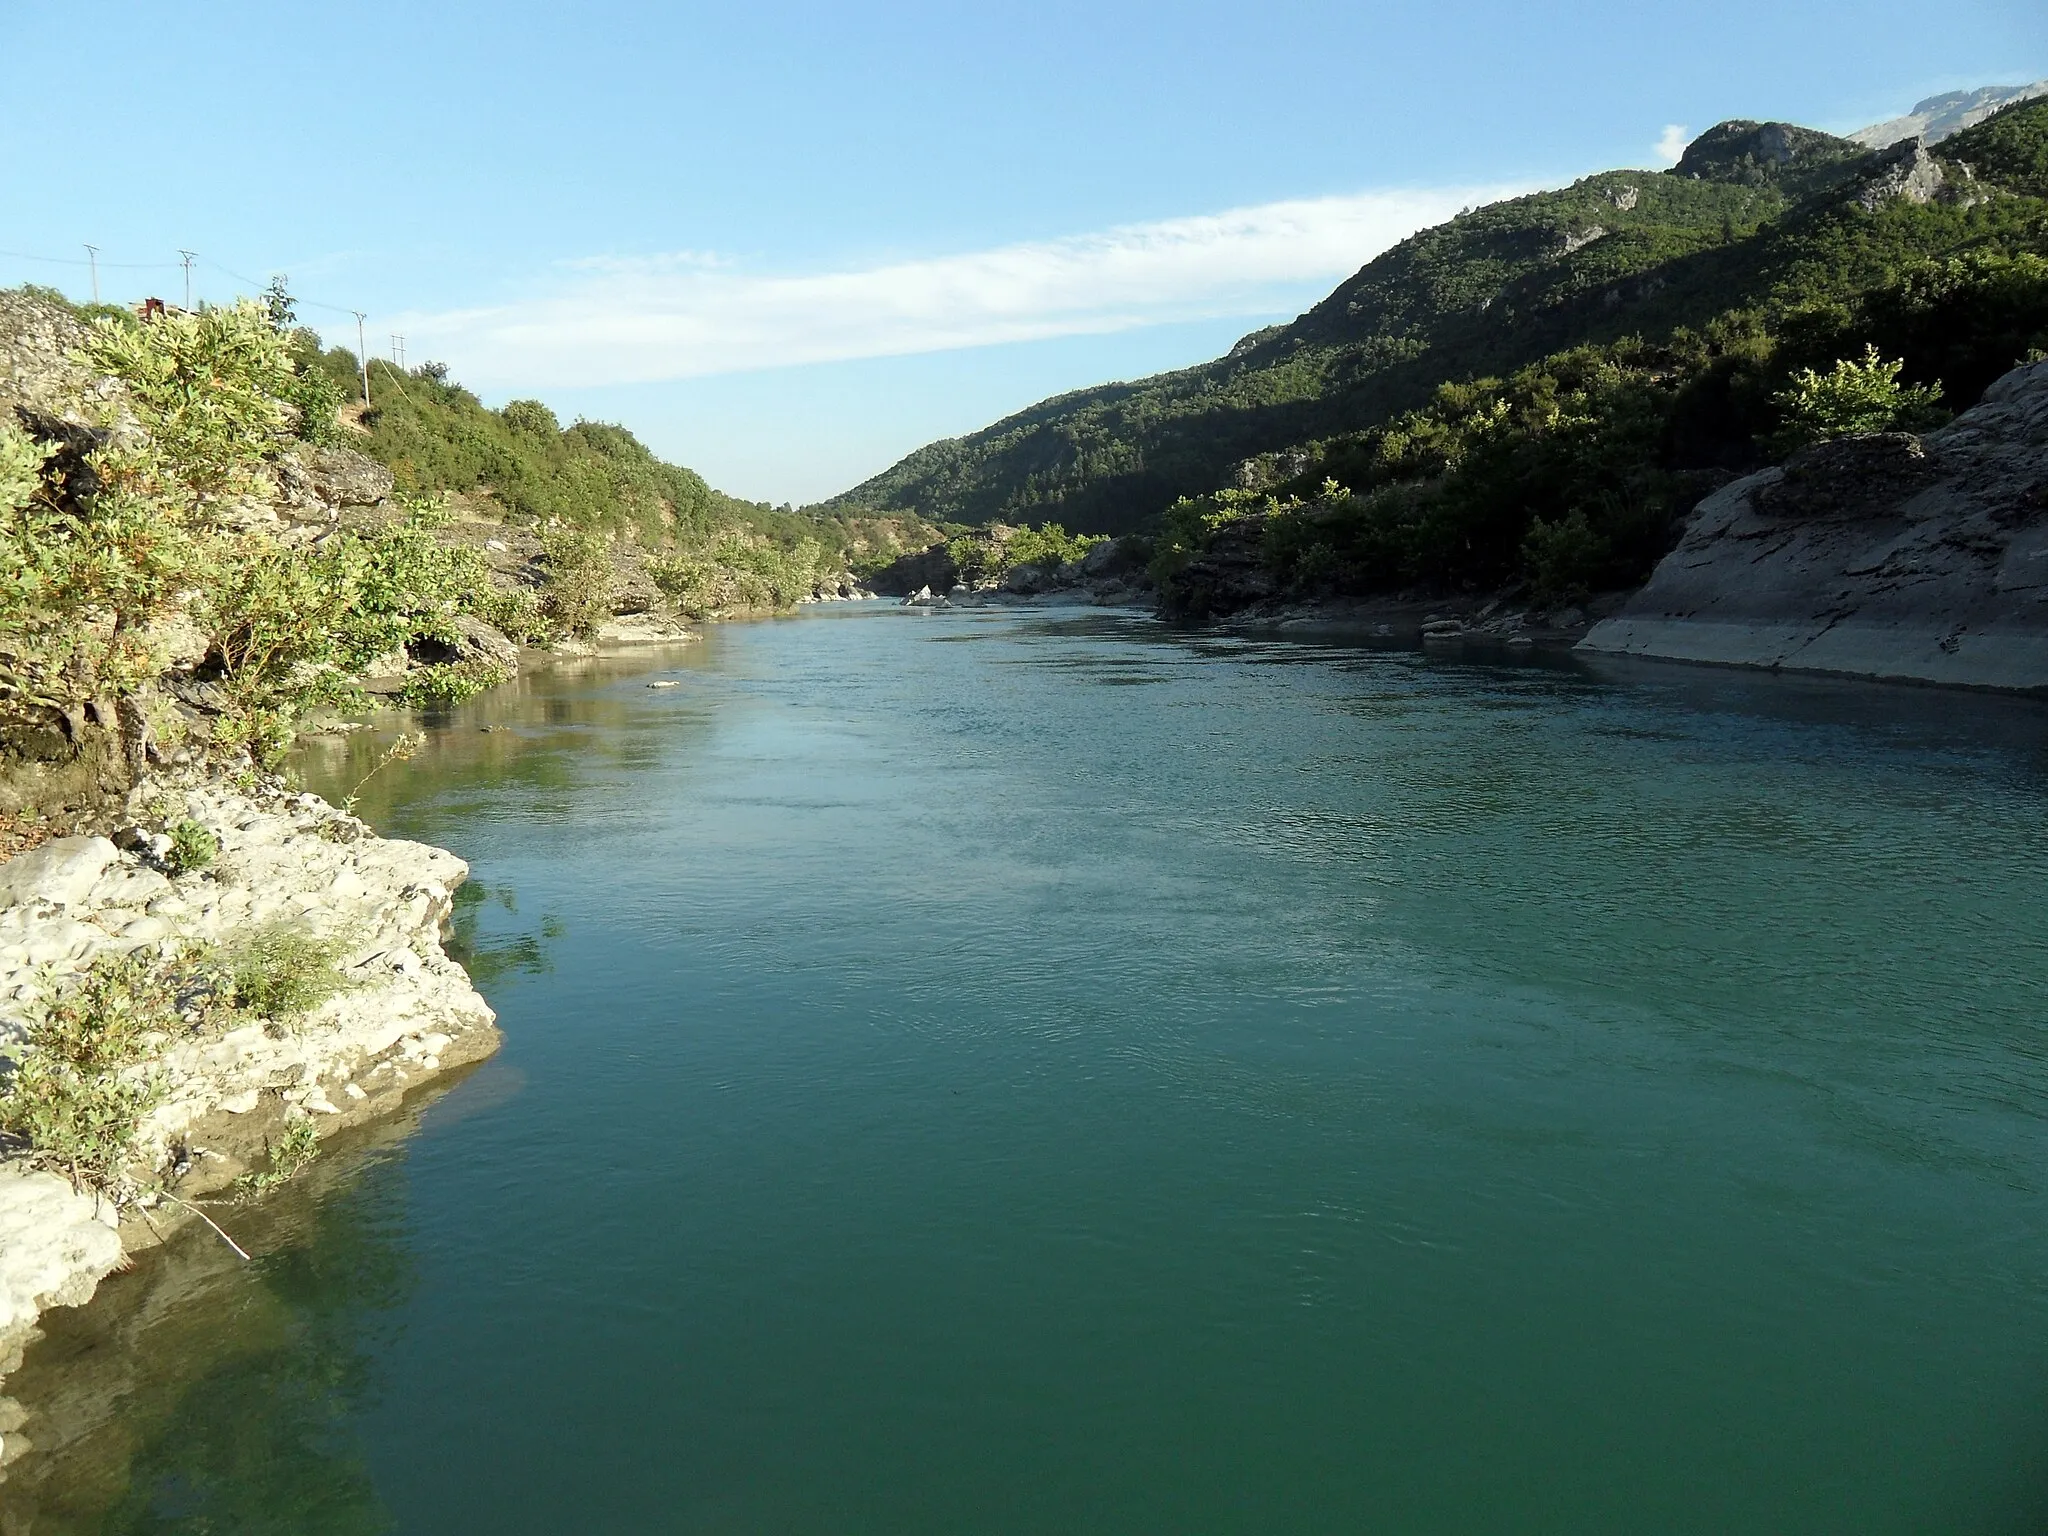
[156,1191,252,1261]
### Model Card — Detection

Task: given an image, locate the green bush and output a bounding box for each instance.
[537,526,615,637]
[650,530,826,615]
[198,496,519,760]
[233,1116,321,1201]
[1522,510,1609,604]
[290,366,346,446]
[470,583,547,644]
[166,818,217,874]
[83,301,294,494]
[0,952,179,1195]
[399,656,512,707]
[1769,345,1947,451]
[230,924,351,1027]
[947,521,1105,584]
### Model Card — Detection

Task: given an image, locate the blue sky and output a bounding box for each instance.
[3,0,2042,503]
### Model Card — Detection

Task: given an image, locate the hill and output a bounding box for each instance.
[828,103,2048,544]
[288,330,929,596]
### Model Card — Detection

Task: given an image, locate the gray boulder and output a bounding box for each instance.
[409,614,520,671]
[1002,562,1057,595]
[0,836,120,909]
[281,445,394,508]
[1580,360,2048,691]
[1080,537,1150,580]
[1158,516,1279,620]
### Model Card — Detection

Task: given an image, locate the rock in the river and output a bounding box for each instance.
[409,614,520,672]
[1002,562,1056,595]
[1580,359,2048,690]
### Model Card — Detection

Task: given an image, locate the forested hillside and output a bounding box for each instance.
[830,105,2048,554]
[288,329,923,579]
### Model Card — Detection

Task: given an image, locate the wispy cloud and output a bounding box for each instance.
[1654,124,1690,166]
[390,185,1526,388]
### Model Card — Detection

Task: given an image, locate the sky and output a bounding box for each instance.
[2,0,2042,503]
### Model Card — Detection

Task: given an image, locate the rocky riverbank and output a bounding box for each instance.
[0,772,497,1470]
[1579,360,2048,691]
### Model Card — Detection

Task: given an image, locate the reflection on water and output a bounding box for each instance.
[7,612,2048,1533]
[0,1093,439,1535]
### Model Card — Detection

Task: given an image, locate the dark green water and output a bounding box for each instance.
[11,605,2048,1533]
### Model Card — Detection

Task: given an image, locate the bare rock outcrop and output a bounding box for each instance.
[1851,81,2048,150]
[1579,360,2048,690]
[868,541,961,597]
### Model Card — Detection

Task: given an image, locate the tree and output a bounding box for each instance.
[262,274,296,332]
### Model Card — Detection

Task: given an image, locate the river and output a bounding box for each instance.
[8,603,2048,1533]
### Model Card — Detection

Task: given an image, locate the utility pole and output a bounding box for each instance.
[353,311,372,407]
[178,250,195,311]
[83,245,98,304]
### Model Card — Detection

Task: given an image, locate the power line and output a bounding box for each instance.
[201,256,363,316]
[4,241,392,369]
[0,246,176,270]
[3,241,373,326]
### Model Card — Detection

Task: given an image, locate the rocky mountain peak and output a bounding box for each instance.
[1851,81,2048,149]
[1674,120,1861,184]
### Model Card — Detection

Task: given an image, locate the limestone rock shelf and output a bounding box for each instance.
[0,775,498,1469]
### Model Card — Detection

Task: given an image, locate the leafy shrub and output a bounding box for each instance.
[0,417,49,515]
[290,366,346,446]
[1522,510,1608,604]
[1007,521,1104,571]
[233,1116,320,1201]
[470,583,547,644]
[229,924,351,1027]
[948,521,1105,584]
[166,818,217,874]
[538,526,615,637]
[83,301,294,494]
[2,300,310,732]
[399,656,512,707]
[501,398,562,437]
[0,952,179,1195]
[650,530,826,615]
[199,498,516,760]
[1769,345,1947,451]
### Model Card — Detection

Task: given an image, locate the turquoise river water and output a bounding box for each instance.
[8,603,2048,1533]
